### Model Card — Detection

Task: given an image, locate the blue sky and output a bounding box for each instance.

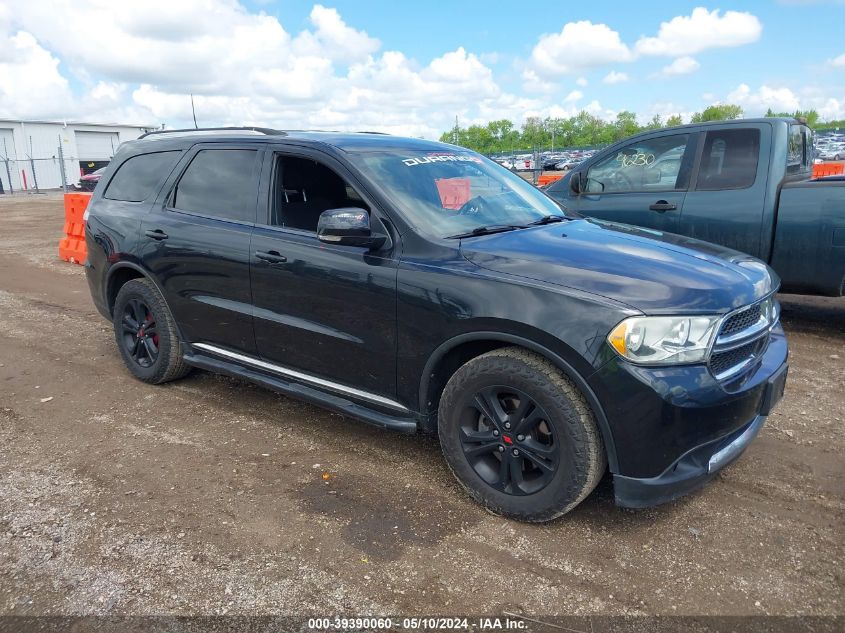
[1,0,844,136]
[245,0,844,118]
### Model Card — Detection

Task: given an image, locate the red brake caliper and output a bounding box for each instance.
[147,313,159,346]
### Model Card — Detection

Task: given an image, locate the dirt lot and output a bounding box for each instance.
[0,192,843,618]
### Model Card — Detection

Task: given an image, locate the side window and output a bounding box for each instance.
[270,155,370,232]
[171,149,258,222]
[104,151,181,202]
[696,128,760,191]
[586,134,690,193]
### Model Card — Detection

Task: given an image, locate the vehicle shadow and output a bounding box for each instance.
[778,293,845,337]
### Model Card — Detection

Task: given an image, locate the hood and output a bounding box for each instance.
[460,219,778,314]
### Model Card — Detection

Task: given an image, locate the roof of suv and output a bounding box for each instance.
[133,127,453,153]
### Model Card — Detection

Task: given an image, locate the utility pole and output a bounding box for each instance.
[57,135,67,193]
[2,138,12,194]
[29,135,39,193]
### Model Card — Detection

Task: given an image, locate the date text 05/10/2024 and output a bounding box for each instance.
[307,616,527,630]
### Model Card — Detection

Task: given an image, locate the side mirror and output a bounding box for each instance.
[570,171,584,195]
[317,208,386,250]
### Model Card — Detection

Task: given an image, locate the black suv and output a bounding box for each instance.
[84,128,788,521]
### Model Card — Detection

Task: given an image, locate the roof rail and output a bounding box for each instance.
[138,126,286,139]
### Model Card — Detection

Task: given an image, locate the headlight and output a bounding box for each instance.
[608,315,721,365]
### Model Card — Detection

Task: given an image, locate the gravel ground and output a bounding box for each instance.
[0,192,842,619]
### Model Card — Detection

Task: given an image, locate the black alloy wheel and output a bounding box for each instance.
[438,347,607,522]
[459,386,559,495]
[112,277,190,384]
[120,298,159,368]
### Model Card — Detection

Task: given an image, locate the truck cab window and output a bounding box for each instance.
[271,156,369,231]
[585,134,690,194]
[696,128,760,190]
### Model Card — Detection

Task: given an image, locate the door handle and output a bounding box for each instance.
[255,250,287,264]
[649,200,677,212]
[144,229,168,240]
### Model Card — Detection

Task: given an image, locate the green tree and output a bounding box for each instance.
[765,108,820,128]
[613,111,640,141]
[666,114,684,127]
[521,116,548,149]
[644,114,664,131]
[690,104,743,122]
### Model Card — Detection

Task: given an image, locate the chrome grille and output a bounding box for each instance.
[710,338,767,376]
[721,304,761,336]
[709,297,778,381]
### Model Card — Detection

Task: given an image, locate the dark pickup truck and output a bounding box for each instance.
[547,118,845,297]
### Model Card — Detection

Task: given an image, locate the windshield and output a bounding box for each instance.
[349,149,570,238]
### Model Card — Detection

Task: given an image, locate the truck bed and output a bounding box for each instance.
[773,178,845,296]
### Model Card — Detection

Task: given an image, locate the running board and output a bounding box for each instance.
[183,350,418,434]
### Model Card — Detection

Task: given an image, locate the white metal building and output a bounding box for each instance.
[0,119,158,193]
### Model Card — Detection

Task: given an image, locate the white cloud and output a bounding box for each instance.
[829,52,845,67]
[727,83,801,113]
[576,77,588,87]
[658,56,700,77]
[635,8,762,57]
[721,83,845,120]
[521,69,556,94]
[602,71,629,84]
[529,21,632,76]
[563,90,582,103]
[0,0,511,138]
[292,5,380,62]
[0,31,73,119]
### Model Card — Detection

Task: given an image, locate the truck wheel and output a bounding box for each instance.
[113,278,190,384]
[438,347,606,522]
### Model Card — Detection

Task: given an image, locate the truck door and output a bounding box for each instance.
[679,124,771,259]
[571,131,696,234]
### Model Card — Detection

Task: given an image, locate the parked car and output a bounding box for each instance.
[554,160,580,171]
[817,146,844,161]
[75,167,107,191]
[84,128,788,521]
[547,118,845,297]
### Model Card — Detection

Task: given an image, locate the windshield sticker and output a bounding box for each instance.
[402,154,483,167]
[435,178,471,210]
[616,152,655,167]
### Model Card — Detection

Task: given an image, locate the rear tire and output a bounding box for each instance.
[113,278,190,384]
[438,347,606,522]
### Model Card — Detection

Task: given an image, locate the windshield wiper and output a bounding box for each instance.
[527,215,567,226]
[446,224,526,239]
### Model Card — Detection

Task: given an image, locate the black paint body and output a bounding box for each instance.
[84,131,789,507]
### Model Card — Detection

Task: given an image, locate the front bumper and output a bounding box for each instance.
[588,325,788,508]
[614,408,769,508]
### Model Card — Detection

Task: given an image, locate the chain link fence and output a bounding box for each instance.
[0,135,76,195]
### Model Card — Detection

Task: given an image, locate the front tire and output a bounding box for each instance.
[113,278,190,384]
[438,347,606,522]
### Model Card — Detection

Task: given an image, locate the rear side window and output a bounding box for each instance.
[171,149,258,223]
[696,128,760,190]
[104,151,181,202]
